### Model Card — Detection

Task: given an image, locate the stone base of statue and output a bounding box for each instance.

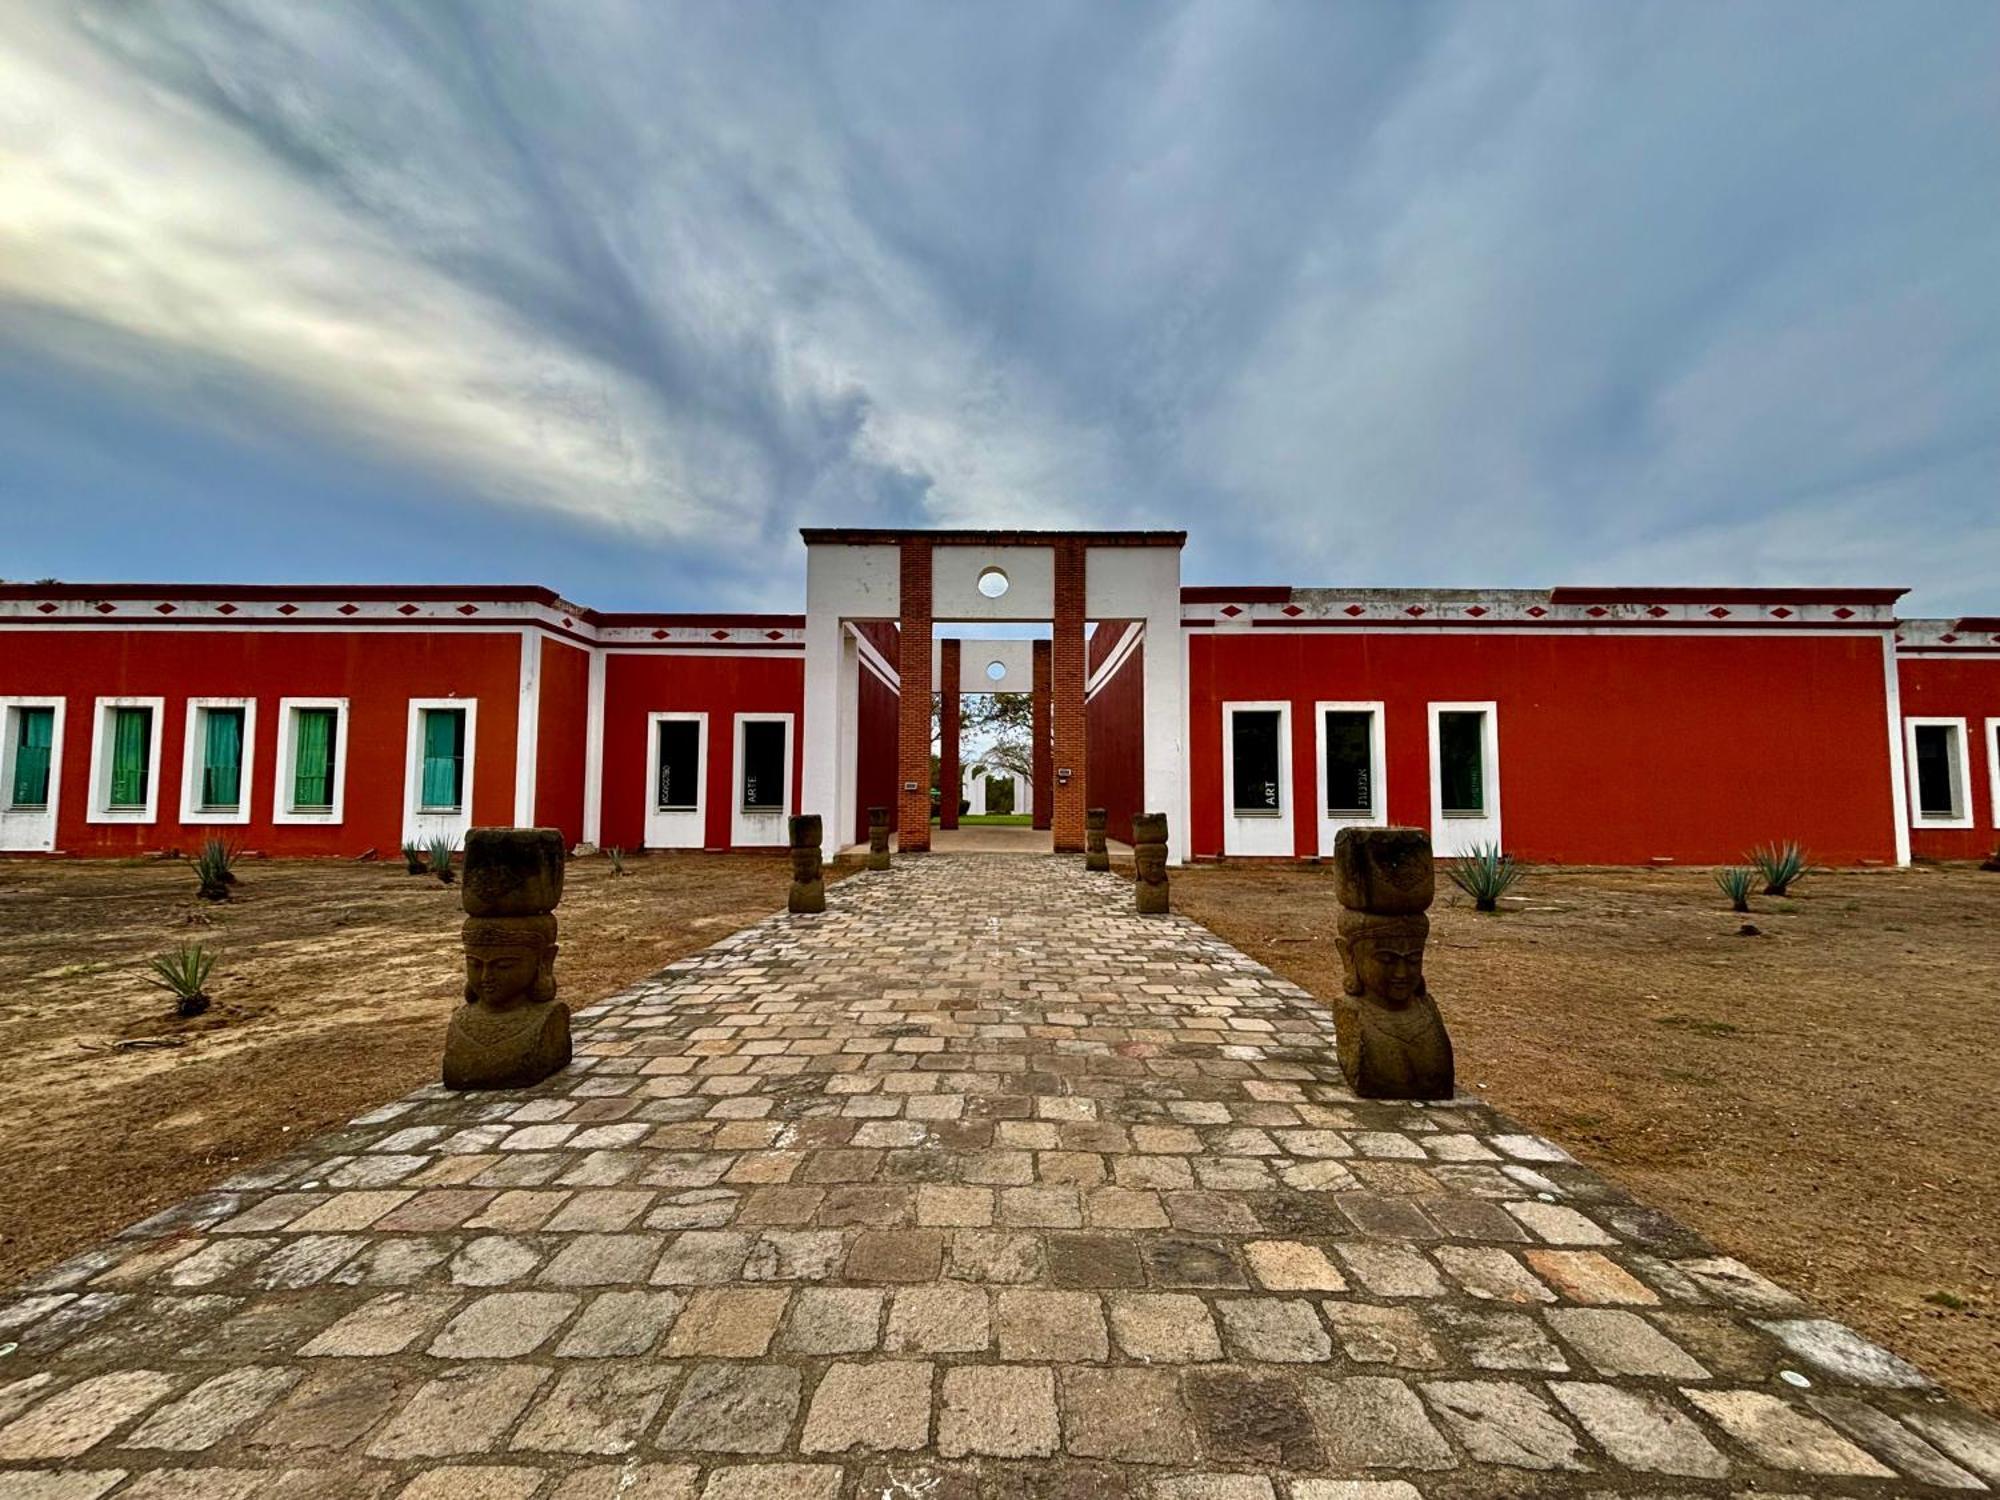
[790,814,826,913]
[445,828,572,1092]
[1330,826,1455,1100]
[1085,807,1110,872]
[1133,811,1169,914]
[867,806,892,871]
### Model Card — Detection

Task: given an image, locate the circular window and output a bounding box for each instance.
[985,660,1007,683]
[977,567,1009,599]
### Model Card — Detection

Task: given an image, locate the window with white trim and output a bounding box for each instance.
[1323,708,1375,815]
[1230,709,1284,815]
[1906,718,1970,825]
[180,699,255,824]
[741,719,787,812]
[274,698,349,824]
[1437,709,1489,816]
[88,697,164,822]
[1989,719,2000,830]
[656,718,702,811]
[4,703,57,811]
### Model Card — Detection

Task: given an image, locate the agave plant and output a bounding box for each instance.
[1446,843,1524,912]
[401,840,428,875]
[189,837,238,901]
[147,941,215,1019]
[1713,866,1755,914]
[428,836,459,885]
[607,845,628,876]
[1748,840,1811,897]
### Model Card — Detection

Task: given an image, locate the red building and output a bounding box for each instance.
[1,532,1993,867]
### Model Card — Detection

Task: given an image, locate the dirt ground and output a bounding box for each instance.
[0,851,824,1287]
[1172,861,2000,1417]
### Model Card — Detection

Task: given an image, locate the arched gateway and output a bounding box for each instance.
[800,529,1189,862]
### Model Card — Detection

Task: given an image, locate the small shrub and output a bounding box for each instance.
[147,942,215,1019]
[189,837,238,901]
[608,846,628,876]
[1713,866,1755,913]
[401,840,427,875]
[1446,843,1524,912]
[1748,840,1811,896]
[428,836,459,885]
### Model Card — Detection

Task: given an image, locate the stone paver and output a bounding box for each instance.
[0,855,1993,1496]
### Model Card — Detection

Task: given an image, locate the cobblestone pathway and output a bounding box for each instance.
[4,856,1999,1500]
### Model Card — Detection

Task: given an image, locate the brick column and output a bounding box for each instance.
[938,637,961,832]
[1051,540,1087,852]
[897,541,933,853]
[1031,639,1052,831]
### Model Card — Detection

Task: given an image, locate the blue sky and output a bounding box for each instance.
[2,2,1996,614]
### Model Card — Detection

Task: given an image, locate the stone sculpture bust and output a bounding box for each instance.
[444,828,572,1091]
[1330,826,1454,1100]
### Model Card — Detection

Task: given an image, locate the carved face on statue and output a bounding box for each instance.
[1336,912,1427,1008]
[462,916,557,1010]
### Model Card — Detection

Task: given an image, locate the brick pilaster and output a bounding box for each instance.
[1031,639,1052,831]
[938,637,961,832]
[897,541,933,852]
[1051,540,1087,851]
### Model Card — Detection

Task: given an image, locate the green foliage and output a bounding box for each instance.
[1445,843,1524,912]
[1713,866,1756,913]
[189,837,238,901]
[608,845,628,875]
[428,836,459,885]
[146,941,215,1018]
[401,840,427,875]
[1747,840,1811,896]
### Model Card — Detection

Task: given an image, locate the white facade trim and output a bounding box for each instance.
[513,629,541,826]
[732,712,794,848]
[404,697,479,848]
[1882,635,1912,866]
[1312,700,1387,856]
[1221,701,1293,857]
[1904,716,1973,828]
[644,711,708,850]
[1428,701,1502,855]
[0,696,66,852]
[1987,718,2000,831]
[581,649,607,846]
[272,698,350,825]
[85,695,165,824]
[177,697,257,826]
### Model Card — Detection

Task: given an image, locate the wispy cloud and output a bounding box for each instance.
[2,1,1995,611]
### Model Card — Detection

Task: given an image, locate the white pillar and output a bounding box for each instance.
[804,610,844,859]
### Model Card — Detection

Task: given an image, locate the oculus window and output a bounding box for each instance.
[1912,722,1965,820]
[1323,709,1374,815]
[1438,710,1487,816]
[741,719,787,812]
[656,719,701,810]
[8,706,53,810]
[1231,709,1283,814]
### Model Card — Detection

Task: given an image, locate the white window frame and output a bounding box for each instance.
[178,697,257,826]
[0,697,66,852]
[85,695,165,824]
[1314,700,1387,855]
[1987,718,2000,831]
[731,712,793,848]
[1428,701,1501,856]
[645,711,708,849]
[404,698,479,847]
[1904,716,1972,828]
[273,698,351,825]
[1222,700,1293,857]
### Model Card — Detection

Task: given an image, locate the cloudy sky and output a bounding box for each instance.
[2,2,1995,614]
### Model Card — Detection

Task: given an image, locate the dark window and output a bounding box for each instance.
[656,719,700,810]
[1438,710,1486,815]
[1913,724,1960,818]
[741,719,786,811]
[1324,710,1373,814]
[1230,709,1282,814]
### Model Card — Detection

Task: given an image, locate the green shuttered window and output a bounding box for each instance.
[420,708,466,810]
[200,708,244,809]
[10,707,53,808]
[108,706,152,809]
[293,708,337,810]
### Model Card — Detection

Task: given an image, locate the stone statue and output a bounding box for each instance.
[867,806,892,871]
[1132,811,1169,915]
[1330,826,1454,1100]
[790,814,826,913]
[1085,807,1110,872]
[444,827,572,1091]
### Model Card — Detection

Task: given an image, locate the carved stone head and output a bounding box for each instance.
[462,914,557,1010]
[1335,910,1428,1007]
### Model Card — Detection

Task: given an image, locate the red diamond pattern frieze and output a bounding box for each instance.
[1220,605,1243,618]
[1832,607,1855,619]
[216,603,238,615]
[154,603,176,615]
[1646,606,1670,618]
[1464,605,1488,618]
[1343,604,1367,617]
[765,630,784,641]
[277,604,299,615]
[1403,605,1426,618]
[711,630,729,640]
[651,629,670,640]
[94,602,115,614]
[1770,606,1793,619]
[1707,607,1730,619]
[35,602,57,614]
[1586,606,1609,618]
[340,604,362,616]
[396,604,419,616]
[1526,605,1548,618]
[562,616,573,629]
[456,604,479,616]
[1281,604,1304,617]
[1941,633,1958,644]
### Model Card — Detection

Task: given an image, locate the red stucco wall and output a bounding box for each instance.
[1897,654,2000,861]
[1085,624,1144,846]
[1188,629,1902,865]
[534,639,591,846]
